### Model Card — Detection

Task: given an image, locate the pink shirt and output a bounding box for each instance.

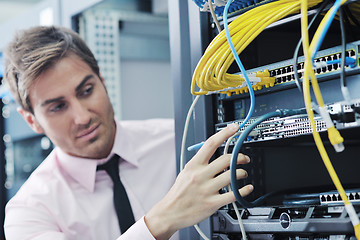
[4,119,179,240]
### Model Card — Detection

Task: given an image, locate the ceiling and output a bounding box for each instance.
[0,0,45,24]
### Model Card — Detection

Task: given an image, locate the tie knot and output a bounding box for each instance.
[97,154,120,182]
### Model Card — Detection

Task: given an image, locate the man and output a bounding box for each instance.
[3,26,253,240]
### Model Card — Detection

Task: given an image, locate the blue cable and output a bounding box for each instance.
[223,0,256,130]
[230,109,307,208]
[311,0,343,60]
[223,0,255,131]
[327,57,356,68]
[187,0,256,152]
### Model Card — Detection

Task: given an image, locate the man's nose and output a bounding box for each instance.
[72,100,91,125]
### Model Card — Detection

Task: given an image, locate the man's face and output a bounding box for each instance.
[19,54,116,159]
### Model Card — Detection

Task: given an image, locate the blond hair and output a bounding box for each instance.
[3,26,100,112]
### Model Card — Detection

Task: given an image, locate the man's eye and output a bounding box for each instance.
[81,85,94,97]
[50,103,66,112]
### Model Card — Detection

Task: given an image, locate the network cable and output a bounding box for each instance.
[302,0,346,153]
[293,1,357,103]
[223,131,247,240]
[310,0,346,60]
[292,0,332,94]
[339,6,352,103]
[188,0,322,152]
[221,0,255,144]
[191,0,321,96]
[229,109,307,208]
[179,94,211,240]
[208,0,222,33]
[188,0,256,152]
[300,0,360,238]
[184,0,256,236]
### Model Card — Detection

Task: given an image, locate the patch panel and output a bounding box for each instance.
[192,0,276,16]
[220,40,360,98]
[215,98,360,145]
[270,49,356,85]
[320,191,360,205]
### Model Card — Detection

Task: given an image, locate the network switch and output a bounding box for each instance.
[215,98,360,145]
[220,40,360,98]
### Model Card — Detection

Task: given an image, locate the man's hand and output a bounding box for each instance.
[145,123,253,240]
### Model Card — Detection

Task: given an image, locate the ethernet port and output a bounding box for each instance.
[349,194,355,200]
[355,192,360,200]
[270,70,276,77]
[349,49,355,57]
[331,195,337,201]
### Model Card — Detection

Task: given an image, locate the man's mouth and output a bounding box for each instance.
[76,123,100,140]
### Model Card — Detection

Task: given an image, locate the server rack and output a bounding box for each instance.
[170,0,360,239]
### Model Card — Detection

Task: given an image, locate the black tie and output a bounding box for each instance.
[97,154,135,233]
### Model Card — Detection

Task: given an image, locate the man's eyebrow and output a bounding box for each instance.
[40,75,95,107]
[75,75,95,92]
[41,96,65,107]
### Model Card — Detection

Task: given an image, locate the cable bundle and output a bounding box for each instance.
[300,0,360,238]
[191,0,322,96]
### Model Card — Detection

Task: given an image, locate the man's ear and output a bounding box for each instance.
[17,107,44,134]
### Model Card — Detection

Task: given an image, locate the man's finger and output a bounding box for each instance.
[207,153,250,178]
[213,184,254,208]
[195,123,239,164]
[209,168,248,191]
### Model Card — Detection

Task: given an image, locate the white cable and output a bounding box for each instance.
[180,95,201,171]
[179,94,210,240]
[341,85,352,104]
[224,131,248,240]
[208,0,222,33]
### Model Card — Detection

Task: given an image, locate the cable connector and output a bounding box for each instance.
[319,106,344,152]
[327,126,344,152]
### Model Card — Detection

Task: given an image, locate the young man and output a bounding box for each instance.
[3,26,253,240]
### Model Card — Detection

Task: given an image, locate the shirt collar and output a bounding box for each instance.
[55,120,139,192]
[112,120,140,167]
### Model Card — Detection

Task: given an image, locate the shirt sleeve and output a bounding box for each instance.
[4,204,67,240]
[116,216,156,240]
[5,202,154,240]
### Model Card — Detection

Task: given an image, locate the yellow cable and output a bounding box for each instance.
[305,0,346,149]
[300,0,360,238]
[191,0,321,96]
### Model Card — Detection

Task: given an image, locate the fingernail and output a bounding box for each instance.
[248,185,254,191]
[245,155,250,163]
